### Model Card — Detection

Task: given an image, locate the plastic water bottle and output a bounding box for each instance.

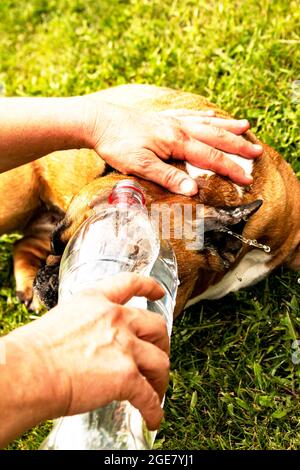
[40,179,178,450]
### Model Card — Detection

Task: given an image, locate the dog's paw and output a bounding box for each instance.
[16,287,43,312]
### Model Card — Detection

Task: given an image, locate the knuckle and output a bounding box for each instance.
[148,390,160,409]
[162,167,179,187]
[161,353,170,372]
[244,137,254,149]
[115,325,135,351]
[207,147,224,165]
[165,118,188,146]
[212,125,226,138]
[133,153,154,175]
[199,117,212,125]
[174,126,189,146]
[124,362,139,383]
[114,329,135,357]
[110,304,124,324]
[123,334,135,350]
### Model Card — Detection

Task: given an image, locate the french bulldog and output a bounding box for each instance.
[0,84,298,315]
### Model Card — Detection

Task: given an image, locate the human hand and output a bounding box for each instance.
[10,273,168,431]
[82,94,263,196]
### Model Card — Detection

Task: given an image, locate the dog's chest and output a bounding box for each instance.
[185,249,272,308]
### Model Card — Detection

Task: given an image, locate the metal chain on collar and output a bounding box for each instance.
[220,227,271,253]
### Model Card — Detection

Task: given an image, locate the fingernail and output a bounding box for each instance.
[180,179,197,195]
[239,119,249,127]
[253,144,263,153]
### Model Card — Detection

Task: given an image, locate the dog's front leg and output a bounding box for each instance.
[13,211,62,311]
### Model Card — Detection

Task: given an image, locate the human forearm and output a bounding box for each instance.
[0,330,63,448]
[0,91,262,192]
[0,96,89,173]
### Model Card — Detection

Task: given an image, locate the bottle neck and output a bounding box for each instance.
[108,181,146,208]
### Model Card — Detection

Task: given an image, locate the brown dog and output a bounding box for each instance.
[0,84,299,315]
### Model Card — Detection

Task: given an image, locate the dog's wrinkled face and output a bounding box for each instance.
[34,171,263,314]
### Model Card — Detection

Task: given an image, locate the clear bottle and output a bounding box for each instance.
[40,179,178,450]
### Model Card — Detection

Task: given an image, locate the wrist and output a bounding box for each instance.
[56,96,91,150]
[0,334,47,446]
[78,94,117,151]
[0,320,69,446]
[3,333,57,418]
[12,318,71,419]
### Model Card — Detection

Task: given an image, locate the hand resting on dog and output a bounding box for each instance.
[0,93,262,194]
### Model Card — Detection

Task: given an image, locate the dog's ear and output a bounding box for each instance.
[33,255,61,309]
[201,200,263,268]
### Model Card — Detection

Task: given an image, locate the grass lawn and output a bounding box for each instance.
[0,0,299,450]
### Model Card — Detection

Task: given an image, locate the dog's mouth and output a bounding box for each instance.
[201,199,270,268]
[215,200,270,253]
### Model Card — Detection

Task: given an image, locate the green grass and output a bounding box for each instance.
[0,0,299,450]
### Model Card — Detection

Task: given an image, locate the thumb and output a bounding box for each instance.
[132,151,198,196]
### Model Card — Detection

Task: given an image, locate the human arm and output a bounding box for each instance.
[0,94,262,194]
[0,273,169,448]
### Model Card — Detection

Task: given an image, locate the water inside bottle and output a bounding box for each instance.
[41,243,178,450]
[40,182,178,450]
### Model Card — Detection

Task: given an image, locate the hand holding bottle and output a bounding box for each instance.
[48,273,169,425]
[0,273,169,448]
[38,180,178,450]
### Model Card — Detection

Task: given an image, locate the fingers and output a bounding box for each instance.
[123,306,170,355]
[126,371,164,430]
[179,116,251,135]
[153,113,261,187]
[134,338,170,401]
[172,138,255,185]
[96,272,165,304]
[131,149,198,196]
[160,108,216,118]
[179,122,263,158]
[159,109,251,135]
